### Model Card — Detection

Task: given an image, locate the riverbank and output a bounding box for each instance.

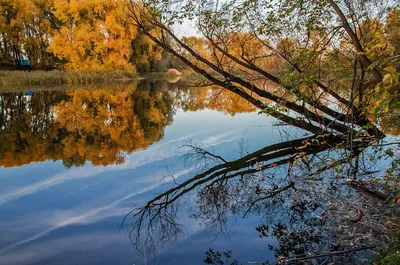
[0,70,186,91]
[0,70,141,87]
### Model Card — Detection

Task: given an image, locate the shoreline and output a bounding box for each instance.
[0,70,181,92]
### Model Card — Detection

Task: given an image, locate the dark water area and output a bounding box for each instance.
[0,80,398,265]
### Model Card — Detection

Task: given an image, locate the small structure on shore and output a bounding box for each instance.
[166,68,182,83]
[13,59,32,71]
[167,68,181,75]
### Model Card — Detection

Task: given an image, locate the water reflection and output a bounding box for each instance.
[0,83,175,167]
[121,130,397,263]
[117,80,399,264]
[0,82,262,168]
[0,90,280,265]
[0,80,398,265]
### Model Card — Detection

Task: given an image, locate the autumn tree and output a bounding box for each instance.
[0,0,58,68]
[130,33,163,72]
[386,8,400,54]
[47,0,162,71]
[0,0,164,71]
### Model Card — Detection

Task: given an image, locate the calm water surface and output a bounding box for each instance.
[0,81,295,264]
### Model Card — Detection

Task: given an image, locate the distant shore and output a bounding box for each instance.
[0,70,182,91]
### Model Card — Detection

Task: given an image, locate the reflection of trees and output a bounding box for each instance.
[0,81,290,168]
[254,188,330,260]
[120,82,397,260]
[121,131,392,262]
[0,91,63,167]
[0,81,174,167]
[55,84,174,166]
[120,132,376,253]
[177,85,257,116]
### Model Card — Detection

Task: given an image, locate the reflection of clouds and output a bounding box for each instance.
[63,179,106,197]
[201,130,242,146]
[0,136,186,206]
[0,168,193,255]
[0,117,249,257]
[0,217,273,265]
[116,129,219,169]
[0,108,279,264]
[0,129,243,206]
[150,214,275,264]
[0,167,102,205]
[0,213,273,265]
[0,233,123,265]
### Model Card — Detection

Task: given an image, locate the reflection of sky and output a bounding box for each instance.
[0,109,289,265]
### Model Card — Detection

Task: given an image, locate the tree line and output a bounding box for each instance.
[0,0,164,71]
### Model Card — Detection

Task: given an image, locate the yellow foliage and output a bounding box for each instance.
[358,18,394,60]
[386,8,400,56]
[49,0,139,71]
[0,0,162,70]
[0,0,56,66]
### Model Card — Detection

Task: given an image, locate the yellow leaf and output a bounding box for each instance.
[382,73,391,84]
[384,66,397,75]
[392,71,399,83]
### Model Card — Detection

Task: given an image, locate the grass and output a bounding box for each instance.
[0,70,141,89]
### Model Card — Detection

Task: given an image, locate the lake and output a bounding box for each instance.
[0,80,397,265]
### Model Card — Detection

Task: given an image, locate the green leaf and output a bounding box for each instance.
[367,60,380,71]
